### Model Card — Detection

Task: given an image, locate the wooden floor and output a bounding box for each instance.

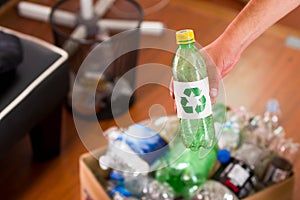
[0,0,300,199]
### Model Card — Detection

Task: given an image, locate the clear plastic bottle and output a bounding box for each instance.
[263,98,281,131]
[107,170,174,200]
[237,116,276,181]
[277,139,299,165]
[141,178,175,200]
[99,123,169,173]
[172,29,216,152]
[192,180,239,200]
[99,116,180,173]
[218,120,241,151]
[123,173,148,197]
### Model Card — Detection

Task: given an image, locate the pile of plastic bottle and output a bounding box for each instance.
[98,99,299,200]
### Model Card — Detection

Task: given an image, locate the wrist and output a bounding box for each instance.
[217,30,244,60]
[204,34,241,77]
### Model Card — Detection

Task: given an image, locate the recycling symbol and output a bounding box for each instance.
[180,87,206,114]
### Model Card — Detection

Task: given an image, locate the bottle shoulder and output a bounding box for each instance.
[172,47,207,81]
[175,46,202,57]
[174,46,206,66]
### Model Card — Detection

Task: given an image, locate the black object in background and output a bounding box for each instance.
[0,0,9,7]
[0,31,23,75]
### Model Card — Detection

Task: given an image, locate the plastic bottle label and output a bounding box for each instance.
[118,124,169,169]
[227,164,250,186]
[173,77,212,119]
[271,168,290,183]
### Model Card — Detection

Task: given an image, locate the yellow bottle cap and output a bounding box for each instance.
[176,29,195,44]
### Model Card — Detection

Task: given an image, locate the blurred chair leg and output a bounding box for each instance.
[29,105,62,161]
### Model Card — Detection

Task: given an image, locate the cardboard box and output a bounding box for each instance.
[80,148,111,200]
[79,147,294,200]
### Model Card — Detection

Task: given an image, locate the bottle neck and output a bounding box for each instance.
[178,42,195,49]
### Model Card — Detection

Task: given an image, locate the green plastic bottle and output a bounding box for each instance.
[155,141,218,199]
[172,29,216,152]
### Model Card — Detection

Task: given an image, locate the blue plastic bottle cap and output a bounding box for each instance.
[109,170,124,182]
[217,149,231,164]
[109,185,133,197]
[266,99,279,112]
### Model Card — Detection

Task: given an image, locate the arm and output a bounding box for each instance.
[205,0,300,100]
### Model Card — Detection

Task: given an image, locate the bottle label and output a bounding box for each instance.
[173,78,212,119]
[120,124,169,167]
[272,168,290,183]
[227,164,250,186]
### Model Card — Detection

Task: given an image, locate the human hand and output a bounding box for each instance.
[169,49,221,111]
[199,48,221,105]
[169,40,240,109]
[203,39,240,78]
[169,38,240,110]
[201,38,241,104]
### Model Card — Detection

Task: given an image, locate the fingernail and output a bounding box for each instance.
[210,88,218,97]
